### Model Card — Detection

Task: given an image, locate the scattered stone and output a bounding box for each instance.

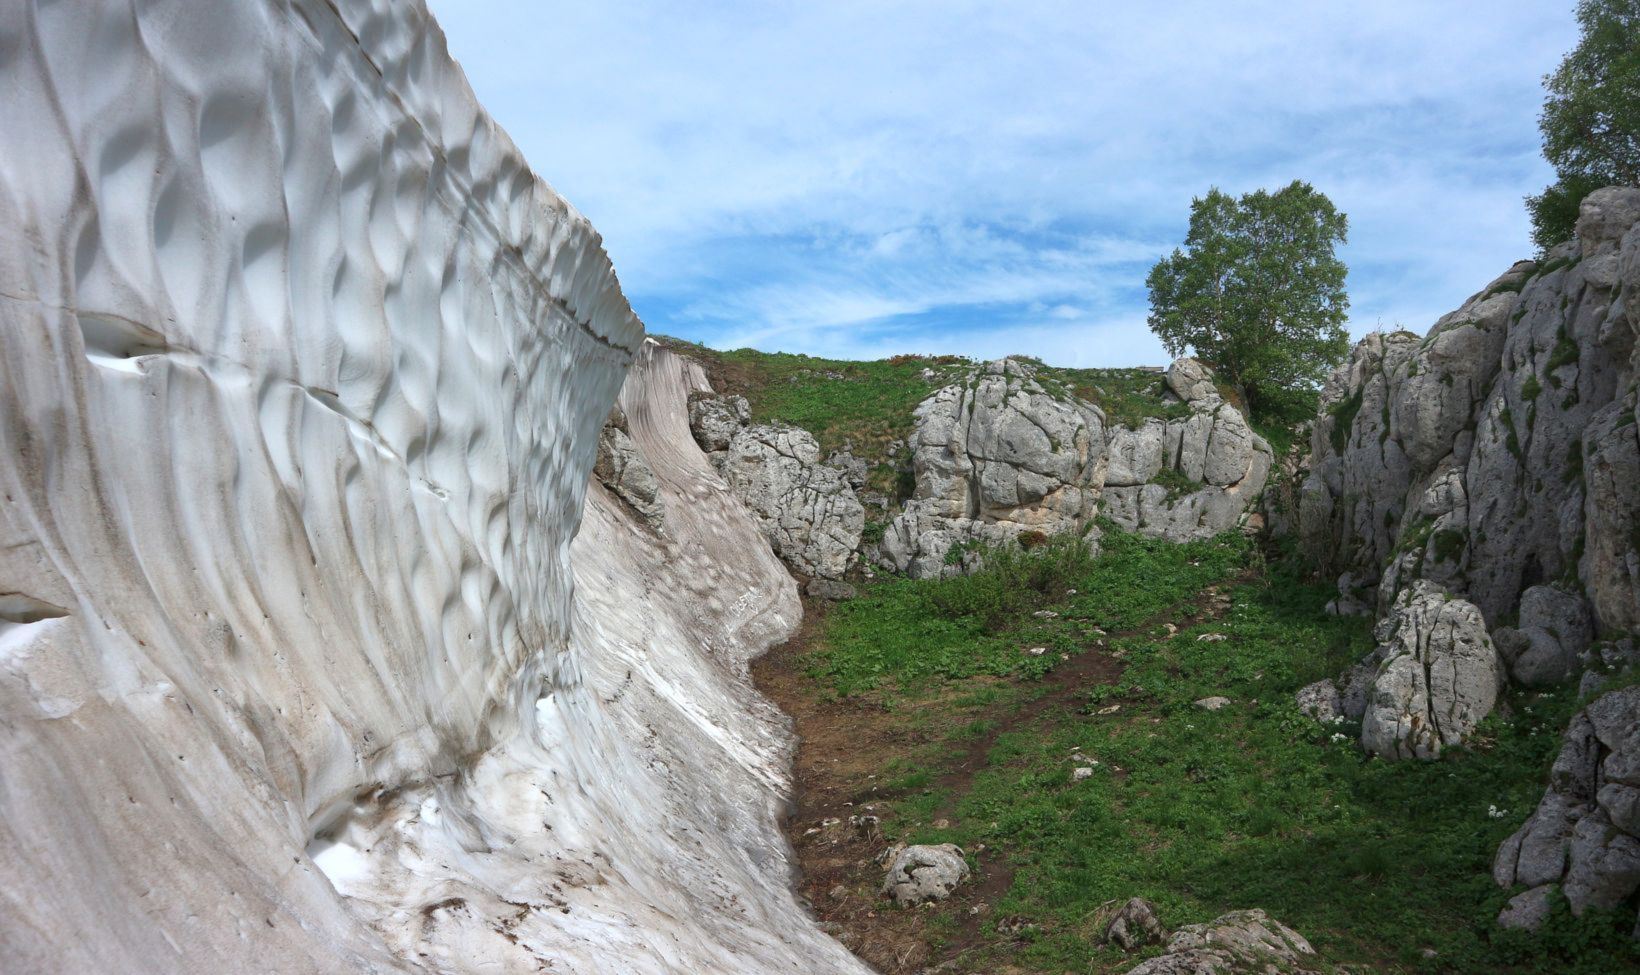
[1072,767,1095,781]
[1124,909,1318,975]
[1196,632,1227,643]
[805,578,856,601]
[880,844,970,906]
[1295,679,1342,724]
[1195,696,1232,711]
[1097,705,1122,716]
[1025,646,1048,657]
[1104,897,1167,951]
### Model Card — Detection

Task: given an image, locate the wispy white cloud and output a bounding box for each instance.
[430,0,1577,364]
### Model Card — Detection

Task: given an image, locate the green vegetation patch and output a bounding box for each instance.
[793,523,1639,972]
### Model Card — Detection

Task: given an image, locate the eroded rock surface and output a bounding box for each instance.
[882,357,1107,576]
[720,424,866,580]
[1103,360,1274,543]
[1494,686,1640,933]
[880,844,971,905]
[883,357,1270,577]
[1125,909,1319,975]
[1296,188,1640,642]
[1358,582,1504,760]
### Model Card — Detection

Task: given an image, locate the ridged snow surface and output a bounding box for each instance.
[0,2,866,972]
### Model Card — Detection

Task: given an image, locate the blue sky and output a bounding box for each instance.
[429,1,1577,367]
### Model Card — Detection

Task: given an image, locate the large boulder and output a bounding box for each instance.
[1358,582,1504,760]
[688,393,751,452]
[1124,909,1318,975]
[880,844,970,906]
[881,358,1105,577]
[1493,584,1595,687]
[1494,686,1640,931]
[719,424,865,580]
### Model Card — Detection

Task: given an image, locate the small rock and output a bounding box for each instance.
[1033,610,1059,619]
[1097,704,1121,716]
[1104,897,1166,951]
[828,884,848,901]
[881,844,970,906]
[1025,646,1048,656]
[1072,767,1095,781]
[1295,680,1342,723]
[932,819,950,830]
[1195,696,1232,711]
[1497,885,1554,930]
[1196,632,1227,643]
[805,578,857,601]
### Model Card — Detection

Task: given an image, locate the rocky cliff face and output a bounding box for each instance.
[0,3,866,972]
[1287,188,1640,931]
[1298,188,1640,637]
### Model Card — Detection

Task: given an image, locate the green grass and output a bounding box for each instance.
[1034,365,1194,428]
[798,524,1640,973]
[809,528,1247,696]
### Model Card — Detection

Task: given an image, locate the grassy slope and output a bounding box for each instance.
[797,528,1639,974]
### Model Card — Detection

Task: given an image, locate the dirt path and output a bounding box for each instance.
[752,578,1243,974]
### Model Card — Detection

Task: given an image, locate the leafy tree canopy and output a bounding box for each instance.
[1527,0,1640,250]
[1145,181,1350,419]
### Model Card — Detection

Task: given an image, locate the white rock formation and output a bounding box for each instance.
[1124,909,1319,975]
[0,3,867,973]
[882,357,1107,577]
[1359,582,1504,760]
[1102,359,1274,543]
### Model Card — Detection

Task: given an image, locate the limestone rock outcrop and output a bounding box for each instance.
[882,357,1271,577]
[1104,897,1168,951]
[1296,188,1640,642]
[0,3,869,973]
[882,357,1106,577]
[595,406,665,527]
[1102,359,1274,543]
[720,424,866,580]
[1124,909,1319,975]
[1493,686,1640,933]
[1357,582,1504,760]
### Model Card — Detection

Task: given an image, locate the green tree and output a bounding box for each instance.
[1145,181,1350,418]
[1527,0,1640,250]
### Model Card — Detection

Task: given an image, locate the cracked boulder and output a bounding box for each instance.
[688,393,750,452]
[719,424,865,580]
[880,844,970,906]
[1358,581,1503,760]
[1104,897,1167,951]
[1102,359,1273,543]
[1492,584,1595,688]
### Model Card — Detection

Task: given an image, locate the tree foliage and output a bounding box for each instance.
[1527,0,1640,250]
[1145,181,1350,418]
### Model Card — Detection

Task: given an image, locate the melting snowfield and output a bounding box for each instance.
[0,2,866,971]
